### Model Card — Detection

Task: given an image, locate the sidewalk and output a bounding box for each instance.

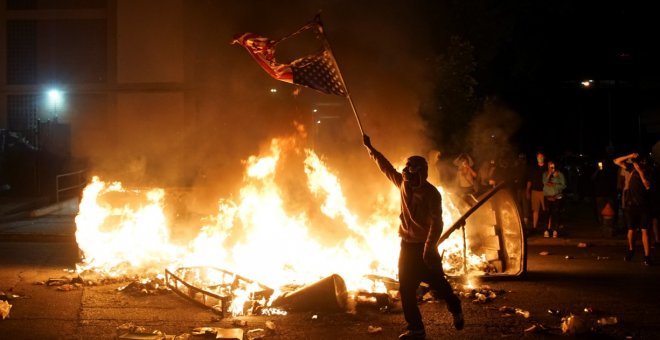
[0,195,50,222]
[526,198,628,247]
[0,196,78,241]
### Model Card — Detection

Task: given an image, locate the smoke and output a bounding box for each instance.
[465,98,521,165]
[72,1,440,216]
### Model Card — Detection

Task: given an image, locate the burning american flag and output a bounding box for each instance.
[232,18,347,96]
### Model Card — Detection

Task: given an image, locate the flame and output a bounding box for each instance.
[75,127,488,314]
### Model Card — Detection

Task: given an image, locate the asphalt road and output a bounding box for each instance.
[0,215,659,339]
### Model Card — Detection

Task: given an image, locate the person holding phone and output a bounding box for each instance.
[543,161,566,237]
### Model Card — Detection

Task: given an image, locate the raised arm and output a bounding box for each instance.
[363,134,402,186]
[633,162,651,190]
[614,152,638,170]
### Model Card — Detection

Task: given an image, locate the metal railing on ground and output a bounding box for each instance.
[55,169,87,203]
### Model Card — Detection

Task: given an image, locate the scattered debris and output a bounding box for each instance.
[216,328,244,340]
[367,325,383,334]
[596,256,610,260]
[264,320,276,333]
[116,323,167,340]
[46,277,70,286]
[191,327,217,336]
[181,327,245,339]
[577,242,588,248]
[117,278,170,296]
[524,323,551,334]
[165,267,273,318]
[0,300,11,320]
[271,274,347,312]
[564,255,574,260]
[231,319,247,327]
[457,285,505,303]
[539,251,550,256]
[515,308,531,318]
[547,309,561,316]
[492,306,530,318]
[355,291,393,309]
[597,316,618,326]
[561,314,589,335]
[56,284,80,291]
[0,291,23,301]
[245,328,265,340]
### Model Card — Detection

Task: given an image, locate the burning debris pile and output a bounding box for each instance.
[165,267,274,317]
[70,130,525,320]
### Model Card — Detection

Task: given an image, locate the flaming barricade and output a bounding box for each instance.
[72,132,525,317]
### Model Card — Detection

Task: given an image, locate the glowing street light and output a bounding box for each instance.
[46,88,64,119]
[580,80,593,88]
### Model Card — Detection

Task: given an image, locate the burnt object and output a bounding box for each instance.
[271,274,347,312]
[165,267,273,318]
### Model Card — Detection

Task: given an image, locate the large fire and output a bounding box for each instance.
[74,126,491,313]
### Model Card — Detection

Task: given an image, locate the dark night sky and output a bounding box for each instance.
[217,1,660,169]
[76,1,660,195]
[418,1,660,159]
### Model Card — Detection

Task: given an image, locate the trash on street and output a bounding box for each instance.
[0,300,11,320]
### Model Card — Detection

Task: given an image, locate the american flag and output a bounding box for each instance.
[232,33,294,82]
[233,31,347,96]
[291,50,346,96]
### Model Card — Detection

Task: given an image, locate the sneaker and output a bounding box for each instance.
[543,230,550,238]
[644,256,653,266]
[552,230,558,238]
[452,312,465,330]
[624,250,634,262]
[399,329,426,339]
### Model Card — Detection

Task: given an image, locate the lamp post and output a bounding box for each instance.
[47,88,63,121]
[579,80,593,154]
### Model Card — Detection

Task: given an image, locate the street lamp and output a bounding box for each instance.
[580,80,593,88]
[46,88,64,120]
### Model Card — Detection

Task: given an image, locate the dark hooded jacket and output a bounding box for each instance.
[368,148,443,245]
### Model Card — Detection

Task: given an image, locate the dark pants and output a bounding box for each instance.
[399,241,462,331]
[546,197,562,229]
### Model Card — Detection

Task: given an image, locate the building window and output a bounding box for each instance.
[7,20,37,85]
[7,94,39,146]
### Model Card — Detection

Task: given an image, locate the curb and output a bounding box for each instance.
[527,236,627,247]
[29,198,79,217]
[0,233,76,242]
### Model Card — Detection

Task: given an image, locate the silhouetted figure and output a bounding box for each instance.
[454,153,477,206]
[363,134,463,339]
[527,152,547,233]
[543,160,566,238]
[615,152,653,266]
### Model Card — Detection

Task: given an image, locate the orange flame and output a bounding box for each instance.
[75,128,487,314]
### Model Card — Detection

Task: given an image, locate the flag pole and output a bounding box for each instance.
[313,15,365,136]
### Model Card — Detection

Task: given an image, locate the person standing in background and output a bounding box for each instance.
[614,152,653,266]
[543,160,566,238]
[527,152,547,234]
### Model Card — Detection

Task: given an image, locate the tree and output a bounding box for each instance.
[421,36,479,152]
